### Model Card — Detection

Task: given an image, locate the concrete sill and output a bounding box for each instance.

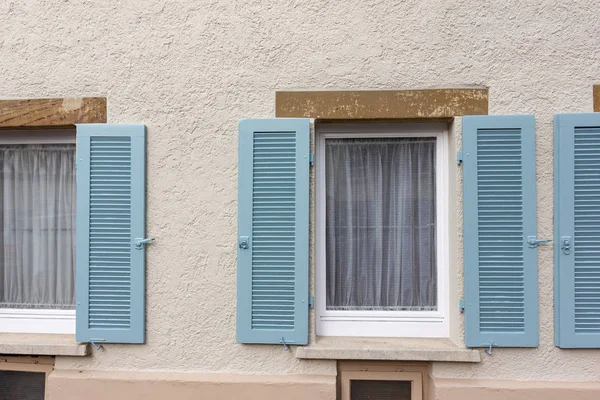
[296,337,481,363]
[0,333,90,356]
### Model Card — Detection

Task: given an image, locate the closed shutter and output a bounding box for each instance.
[555,113,600,348]
[237,119,310,345]
[76,124,147,344]
[463,115,538,347]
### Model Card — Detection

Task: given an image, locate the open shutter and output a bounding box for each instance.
[237,119,310,345]
[463,115,538,347]
[555,113,600,348]
[76,124,147,344]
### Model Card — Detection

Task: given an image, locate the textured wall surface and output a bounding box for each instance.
[1,0,600,382]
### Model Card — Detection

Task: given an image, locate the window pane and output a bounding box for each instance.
[350,380,411,400]
[0,370,46,400]
[0,145,76,309]
[325,137,436,311]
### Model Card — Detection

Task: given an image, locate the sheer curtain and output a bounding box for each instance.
[325,137,437,311]
[0,145,76,309]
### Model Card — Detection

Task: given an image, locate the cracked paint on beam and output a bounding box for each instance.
[0,97,107,127]
[275,89,488,119]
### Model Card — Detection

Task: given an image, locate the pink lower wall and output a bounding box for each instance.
[47,369,600,400]
[47,370,336,400]
[433,378,600,400]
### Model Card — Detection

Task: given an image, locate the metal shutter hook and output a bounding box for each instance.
[485,341,494,356]
[527,237,552,248]
[135,237,154,250]
[280,337,289,351]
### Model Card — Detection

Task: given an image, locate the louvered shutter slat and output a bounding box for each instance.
[463,115,538,348]
[237,119,309,345]
[555,113,600,348]
[76,124,146,344]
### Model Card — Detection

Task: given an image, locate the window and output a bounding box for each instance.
[0,98,146,344]
[0,129,76,334]
[316,123,449,338]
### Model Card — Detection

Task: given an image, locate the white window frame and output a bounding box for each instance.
[316,122,450,338]
[0,129,76,334]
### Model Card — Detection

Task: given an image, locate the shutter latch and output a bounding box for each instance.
[560,236,571,255]
[239,236,250,250]
[457,151,464,165]
[135,237,154,250]
[527,236,552,248]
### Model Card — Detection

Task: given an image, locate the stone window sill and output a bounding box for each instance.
[295,337,481,363]
[0,333,90,356]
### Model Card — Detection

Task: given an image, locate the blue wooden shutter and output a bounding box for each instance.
[463,115,538,347]
[555,113,600,348]
[76,124,147,344]
[237,119,310,345]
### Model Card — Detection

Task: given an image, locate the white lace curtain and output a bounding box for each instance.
[325,137,437,311]
[0,145,76,309]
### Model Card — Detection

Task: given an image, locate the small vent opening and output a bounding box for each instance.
[350,379,411,400]
[0,370,46,400]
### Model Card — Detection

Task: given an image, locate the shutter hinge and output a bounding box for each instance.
[309,152,314,166]
[457,151,463,165]
[459,299,465,313]
[308,295,314,309]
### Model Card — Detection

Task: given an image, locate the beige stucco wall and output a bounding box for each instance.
[2,0,600,387]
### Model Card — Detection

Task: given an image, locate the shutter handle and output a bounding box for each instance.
[239,236,250,250]
[560,236,571,255]
[527,236,552,248]
[135,237,154,250]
